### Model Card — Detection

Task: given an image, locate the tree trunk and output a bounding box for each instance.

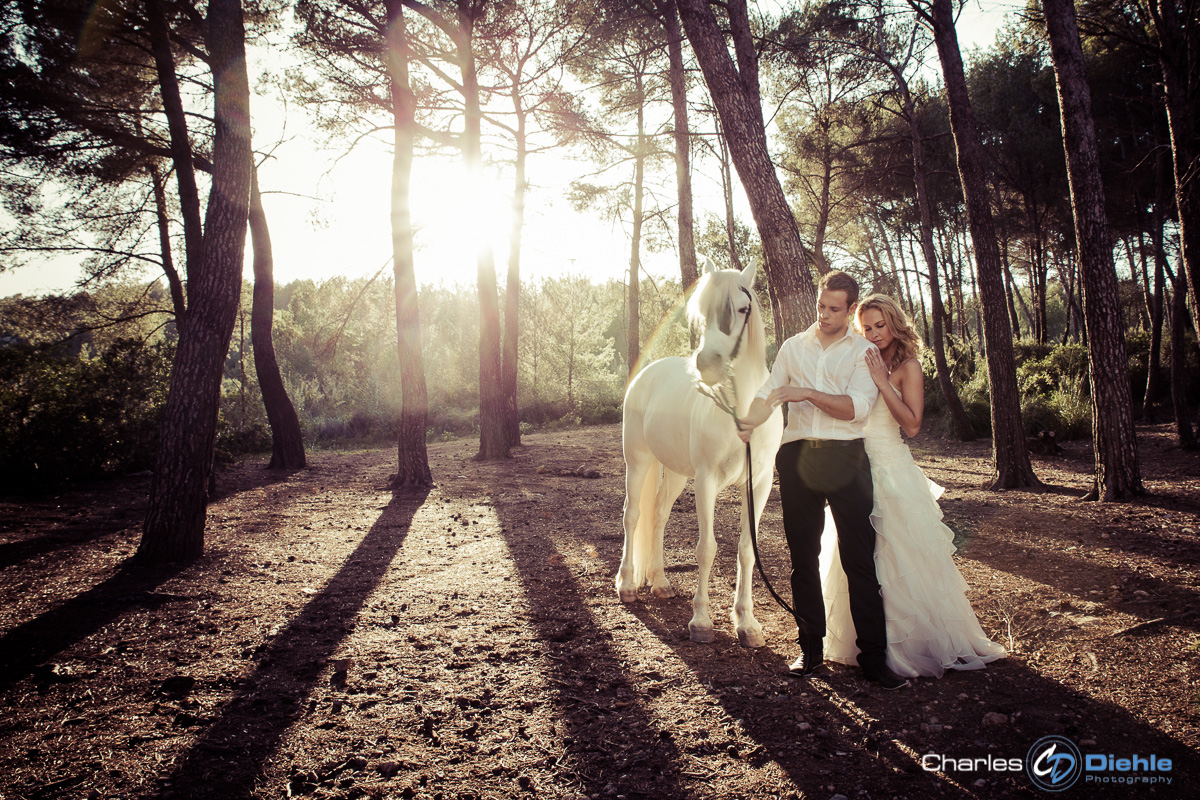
[148,163,186,320]
[656,0,698,290]
[898,73,976,441]
[628,88,646,377]
[138,0,252,563]
[920,0,1038,489]
[1143,157,1171,417]
[1144,237,1166,417]
[502,70,528,448]
[675,0,815,338]
[1168,268,1198,449]
[459,7,508,462]
[1152,0,1200,322]
[249,168,305,470]
[1044,0,1142,500]
[385,0,433,489]
[145,0,202,279]
[716,118,744,269]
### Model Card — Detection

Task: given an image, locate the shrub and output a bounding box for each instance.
[578,398,622,425]
[0,338,171,486]
[215,421,272,462]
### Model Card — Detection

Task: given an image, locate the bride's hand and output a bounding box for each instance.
[865,347,890,387]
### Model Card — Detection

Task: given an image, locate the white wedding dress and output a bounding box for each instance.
[818,385,1007,678]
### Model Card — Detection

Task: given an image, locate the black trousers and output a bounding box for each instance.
[775,438,887,669]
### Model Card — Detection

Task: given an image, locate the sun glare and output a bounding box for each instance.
[412,160,513,283]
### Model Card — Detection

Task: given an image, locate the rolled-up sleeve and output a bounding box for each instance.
[846,347,880,423]
[756,340,793,401]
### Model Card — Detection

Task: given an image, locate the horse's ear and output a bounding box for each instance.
[739,257,758,288]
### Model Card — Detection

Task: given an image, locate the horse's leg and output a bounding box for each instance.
[616,446,656,603]
[688,476,719,643]
[647,469,687,598]
[732,470,772,648]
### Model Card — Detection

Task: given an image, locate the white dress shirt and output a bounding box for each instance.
[756,323,879,445]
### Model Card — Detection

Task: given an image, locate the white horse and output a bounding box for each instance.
[616,259,784,647]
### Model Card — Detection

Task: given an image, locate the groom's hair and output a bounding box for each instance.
[818,270,860,306]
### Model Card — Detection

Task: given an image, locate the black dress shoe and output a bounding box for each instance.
[788,642,823,678]
[862,664,910,690]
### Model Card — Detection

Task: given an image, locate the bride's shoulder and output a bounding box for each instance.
[894,357,922,378]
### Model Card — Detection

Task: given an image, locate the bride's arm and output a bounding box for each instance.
[876,356,924,437]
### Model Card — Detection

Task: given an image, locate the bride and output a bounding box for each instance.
[819,294,1007,678]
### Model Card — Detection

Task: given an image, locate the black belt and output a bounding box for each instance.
[800,438,862,449]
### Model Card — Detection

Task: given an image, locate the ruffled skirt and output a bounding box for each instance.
[819,439,1007,678]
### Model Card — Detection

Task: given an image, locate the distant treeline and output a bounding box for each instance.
[1,271,1194,487]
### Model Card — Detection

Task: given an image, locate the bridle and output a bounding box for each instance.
[728,285,754,361]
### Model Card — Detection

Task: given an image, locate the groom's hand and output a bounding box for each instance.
[767,385,812,406]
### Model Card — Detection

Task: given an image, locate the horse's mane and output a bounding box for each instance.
[687,269,769,379]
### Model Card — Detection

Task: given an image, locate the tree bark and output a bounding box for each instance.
[675,0,815,338]
[138,0,252,563]
[144,0,202,281]
[386,0,434,488]
[1044,0,1142,500]
[1151,0,1200,322]
[656,0,698,290]
[459,4,508,461]
[1168,267,1198,449]
[919,0,1039,489]
[1143,156,1171,418]
[249,168,306,470]
[1144,232,1166,417]
[502,59,528,448]
[149,162,186,320]
[628,85,646,377]
[895,69,976,441]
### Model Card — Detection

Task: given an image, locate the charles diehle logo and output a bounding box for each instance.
[1024,735,1175,791]
[924,735,1174,791]
[1027,735,1082,791]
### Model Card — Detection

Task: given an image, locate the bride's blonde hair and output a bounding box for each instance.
[856,294,923,369]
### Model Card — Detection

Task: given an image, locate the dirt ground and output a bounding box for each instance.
[1,422,1198,800]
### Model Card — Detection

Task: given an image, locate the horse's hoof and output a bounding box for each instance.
[737,629,766,649]
[689,624,715,643]
[617,589,638,603]
[650,584,676,599]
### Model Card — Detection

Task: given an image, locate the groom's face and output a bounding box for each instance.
[816,289,855,338]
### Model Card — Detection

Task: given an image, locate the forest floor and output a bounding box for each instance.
[1,422,1199,800]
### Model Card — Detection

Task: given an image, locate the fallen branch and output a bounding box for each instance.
[1114,609,1198,637]
[536,465,602,479]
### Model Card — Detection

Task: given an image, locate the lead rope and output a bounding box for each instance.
[697,288,795,619]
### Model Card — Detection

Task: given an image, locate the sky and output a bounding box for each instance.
[0,0,1023,299]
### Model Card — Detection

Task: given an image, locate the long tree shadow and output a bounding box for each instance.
[949,509,1200,634]
[492,499,695,799]
[0,559,186,694]
[155,489,428,799]
[626,597,1200,798]
[582,485,983,799]
[612,507,1200,798]
[0,478,151,571]
[502,439,1200,799]
[0,464,302,573]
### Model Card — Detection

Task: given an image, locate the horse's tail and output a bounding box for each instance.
[630,460,662,587]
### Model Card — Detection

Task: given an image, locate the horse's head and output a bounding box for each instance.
[690,258,760,386]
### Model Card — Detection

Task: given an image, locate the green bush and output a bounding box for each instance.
[215,421,272,462]
[0,338,171,486]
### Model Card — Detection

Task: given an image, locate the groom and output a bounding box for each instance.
[738,271,908,690]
